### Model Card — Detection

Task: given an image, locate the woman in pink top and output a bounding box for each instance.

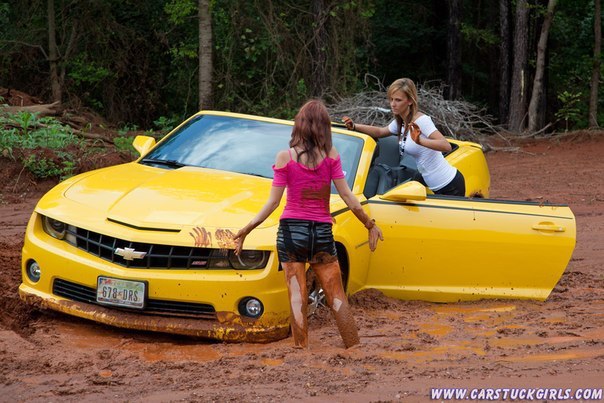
[234,99,383,349]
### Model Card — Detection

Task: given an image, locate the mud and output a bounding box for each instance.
[1,133,603,401]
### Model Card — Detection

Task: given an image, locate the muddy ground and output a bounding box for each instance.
[0,133,603,402]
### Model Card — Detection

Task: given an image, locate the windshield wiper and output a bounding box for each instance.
[240,171,270,178]
[140,158,186,168]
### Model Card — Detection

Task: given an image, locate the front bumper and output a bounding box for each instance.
[19,285,290,342]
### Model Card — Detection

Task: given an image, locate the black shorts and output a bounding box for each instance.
[434,170,466,197]
[276,219,337,263]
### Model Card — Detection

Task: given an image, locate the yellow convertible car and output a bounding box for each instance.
[19,111,576,342]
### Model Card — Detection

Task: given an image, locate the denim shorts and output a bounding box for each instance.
[276,219,337,263]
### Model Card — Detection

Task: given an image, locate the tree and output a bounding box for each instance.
[310,0,328,97]
[527,0,558,133]
[446,0,462,100]
[589,0,601,128]
[47,0,78,104]
[198,0,213,109]
[499,0,511,124]
[47,0,61,102]
[508,0,530,133]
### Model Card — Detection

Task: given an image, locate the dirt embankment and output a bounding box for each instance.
[1,133,603,402]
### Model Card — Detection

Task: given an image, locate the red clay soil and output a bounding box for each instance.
[0,133,603,402]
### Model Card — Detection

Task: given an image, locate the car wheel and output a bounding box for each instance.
[306,267,325,316]
[306,248,348,316]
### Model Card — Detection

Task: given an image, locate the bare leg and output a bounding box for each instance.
[313,260,360,348]
[282,262,308,348]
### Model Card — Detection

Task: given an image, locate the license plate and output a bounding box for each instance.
[96,277,146,309]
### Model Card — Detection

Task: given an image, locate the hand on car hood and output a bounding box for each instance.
[60,164,280,230]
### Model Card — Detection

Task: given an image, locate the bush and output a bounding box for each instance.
[0,112,80,179]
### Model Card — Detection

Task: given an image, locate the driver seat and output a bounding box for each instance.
[363,136,401,199]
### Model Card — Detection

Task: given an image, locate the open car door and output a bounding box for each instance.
[363,181,576,302]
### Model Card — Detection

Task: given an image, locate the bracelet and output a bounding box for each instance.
[365,219,375,229]
[352,123,356,131]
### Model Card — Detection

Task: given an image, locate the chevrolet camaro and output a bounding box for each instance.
[19,111,576,342]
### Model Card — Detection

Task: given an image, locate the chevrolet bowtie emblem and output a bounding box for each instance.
[115,247,147,261]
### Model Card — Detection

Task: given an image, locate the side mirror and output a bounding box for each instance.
[132,135,156,157]
[380,181,427,202]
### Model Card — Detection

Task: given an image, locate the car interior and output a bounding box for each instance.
[362,136,459,199]
[363,136,423,199]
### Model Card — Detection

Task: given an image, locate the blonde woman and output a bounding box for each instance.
[343,78,465,196]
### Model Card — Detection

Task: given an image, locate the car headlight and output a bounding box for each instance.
[229,250,269,270]
[42,216,67,240]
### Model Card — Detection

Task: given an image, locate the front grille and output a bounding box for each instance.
[65,226,228,270]
[53,278,217,319]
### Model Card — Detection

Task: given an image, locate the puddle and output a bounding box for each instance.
[55,321,124,349]
[431,304,517,315]
[418,323,454,337]
[55,320,221,362]
[500,348,604,362]
[382,341,487,361]
[490,335,583,348]
[124,342,221,362]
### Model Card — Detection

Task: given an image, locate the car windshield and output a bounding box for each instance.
[140,114,363,193]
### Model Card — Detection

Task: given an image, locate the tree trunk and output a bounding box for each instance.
[47,0,61,103]
[311,0,328,97]
[589,0,602,128]
[446,0,462,100]
[499,0,511,125]
[198,0,213,110]
[508,0,529,133]
[527,0,557,133]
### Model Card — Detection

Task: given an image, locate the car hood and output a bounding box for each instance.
[59,163,280,230]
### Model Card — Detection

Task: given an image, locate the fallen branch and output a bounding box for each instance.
[0,101,62,117]
[71,128,112,143]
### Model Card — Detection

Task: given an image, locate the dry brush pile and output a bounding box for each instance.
[327,80,501,143]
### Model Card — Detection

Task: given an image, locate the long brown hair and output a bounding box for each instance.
[289,99,332,168]
[387,78,419,137]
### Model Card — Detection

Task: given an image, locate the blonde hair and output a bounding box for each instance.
[387,78,418,136]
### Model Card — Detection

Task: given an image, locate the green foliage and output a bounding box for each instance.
[0,112,79,179]
[0,2,8,30]
[1,0,603,131]
[370,0,438,83]
[117,123,139,137]
[555,91,583,131]
[211,0,374,117]
[0,127,18,159]
[22,153,75,180]
[153,115,179,133]
[460,23,498,48]
[0,112,79,149]
[164,0,196,24]
[549,1,599,129]
[68,55,113,86]
[113,136,137,156]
